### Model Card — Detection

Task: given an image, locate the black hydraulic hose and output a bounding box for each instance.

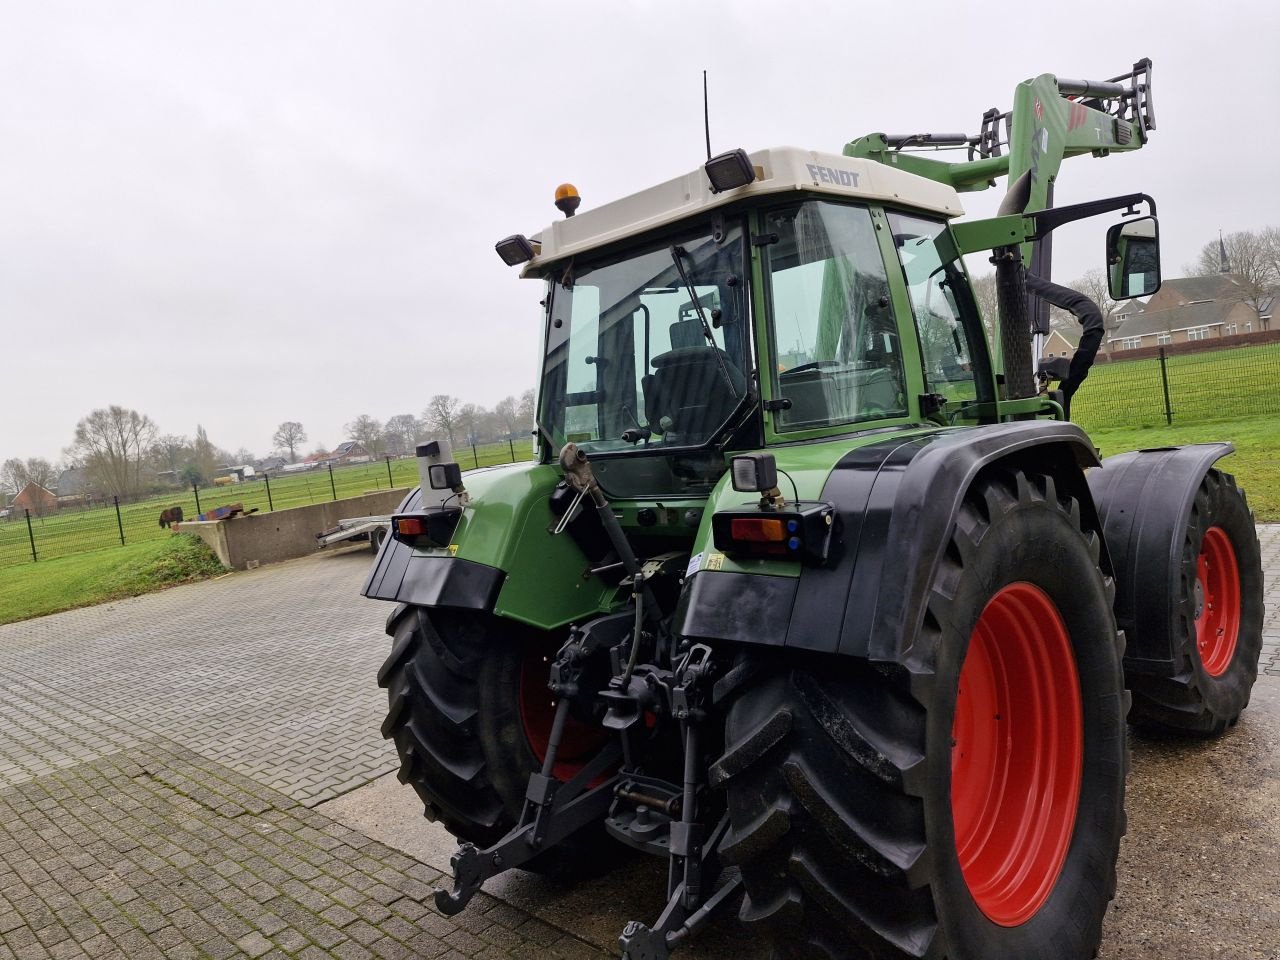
[994,247,1036,403]
[1024,273,1104,419]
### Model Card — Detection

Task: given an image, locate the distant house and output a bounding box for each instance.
[1108,274,1264,352]
[1042,329,1078,359]
[257,456,288,472]
[57,467,90,498]
[12,483,58,516]
[332,441,371,464]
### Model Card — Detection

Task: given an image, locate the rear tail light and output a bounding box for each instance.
[712,503,836,563]
[390,506,463,550]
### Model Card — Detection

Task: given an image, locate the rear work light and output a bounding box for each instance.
[712,502,836,564]
[390,506,463,550]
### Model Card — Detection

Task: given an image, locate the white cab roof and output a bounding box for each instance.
[522,146,965,271]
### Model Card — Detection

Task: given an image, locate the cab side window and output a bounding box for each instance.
[889,212,985,409]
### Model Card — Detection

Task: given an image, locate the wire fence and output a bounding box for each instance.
[0,439,533,570]
[1070,341,1280,431]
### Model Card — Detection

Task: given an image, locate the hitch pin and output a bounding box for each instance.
[553,485,589,535]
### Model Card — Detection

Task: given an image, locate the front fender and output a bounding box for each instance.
[1086,443,1234,674]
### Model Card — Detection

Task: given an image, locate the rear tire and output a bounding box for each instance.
[378,607,610,869]
[1127,469,1263,736]
[714,468,1128,959]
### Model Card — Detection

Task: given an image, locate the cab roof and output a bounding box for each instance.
[522,146,965,272]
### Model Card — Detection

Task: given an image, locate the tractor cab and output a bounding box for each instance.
[507,147,992,499]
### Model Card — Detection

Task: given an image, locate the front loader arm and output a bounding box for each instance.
[846,59,1154,403]
[845,59,1153,229]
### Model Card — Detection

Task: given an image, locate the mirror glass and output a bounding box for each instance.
[1106,216,1161,300]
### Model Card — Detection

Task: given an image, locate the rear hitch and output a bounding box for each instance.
[433,697,623,915]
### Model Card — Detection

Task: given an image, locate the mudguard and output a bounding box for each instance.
[362,486,505,613]
[1085,442,1233,676]
[678,421,1104,663]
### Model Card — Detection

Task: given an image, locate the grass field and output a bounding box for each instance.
[1072,341,1280,430]
[0,534,226,625]
[1087,413,1279,521]
[0,440,532,568]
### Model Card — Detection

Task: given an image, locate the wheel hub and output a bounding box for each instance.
[951,582,1083,927]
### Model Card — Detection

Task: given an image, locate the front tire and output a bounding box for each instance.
[1127,469,1263,736]
[714,469,1128,959]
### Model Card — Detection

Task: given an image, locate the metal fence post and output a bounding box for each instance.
[472,444,479,469]
[1158,347,1173,425]
[264,472,274,511]
[193,482,202,516]
[113,496,125,546]
[24,508,36,562]
[328,463,337,500]
[385,455,394,487]
[508,438,515,462]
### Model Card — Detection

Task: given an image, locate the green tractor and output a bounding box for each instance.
[366,59,1263,959]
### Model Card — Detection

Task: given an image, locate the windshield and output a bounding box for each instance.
[538,222,750,456]
[763,201,908,431]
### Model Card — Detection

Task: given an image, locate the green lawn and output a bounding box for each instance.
[0,441,533,567]
[1072,341,1280,430]
[1087,413,1280,521]
[0,534,227,625]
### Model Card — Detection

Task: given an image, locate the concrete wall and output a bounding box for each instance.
[177,489,409,570]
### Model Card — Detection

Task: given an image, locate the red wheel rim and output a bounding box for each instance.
[1196,526,1241,677]
[518,649,610,782]
[951,582,1083,926]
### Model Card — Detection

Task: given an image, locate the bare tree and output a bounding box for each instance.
[151,435,191,475]
[425,395,460,445]
[1,457,58,495]
[969,273,999,341]
[232,447,256,465]
[1186,229,1279,319]
[517,389,536,430]
[272,421,307,463]
[493,396,520,439]
[384,414,420,457]
[1067,269,1122,358]
[190,425,219,484]
[345,415,386,458]
[70,406,158,499]
[453,404,484,447]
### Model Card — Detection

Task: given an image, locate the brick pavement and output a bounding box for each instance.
[0,528,1277,959]
[0,738,599,960]
[1259,523,1280,677]
[0,554,395,806]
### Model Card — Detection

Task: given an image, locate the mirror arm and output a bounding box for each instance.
[1027,192,1157,240]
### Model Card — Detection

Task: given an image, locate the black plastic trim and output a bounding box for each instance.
[361,486,504,611]
[675,421,1103,661]
[674,570,796,647]
[1086,443,1233,674]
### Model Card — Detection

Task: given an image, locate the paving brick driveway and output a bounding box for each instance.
[0,551,596,960]
[0,526,1278,959]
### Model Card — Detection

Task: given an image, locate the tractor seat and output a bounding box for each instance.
[643,346,746,442]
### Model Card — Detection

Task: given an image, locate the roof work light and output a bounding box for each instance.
[704,148,756,193]
[495,234,538,266]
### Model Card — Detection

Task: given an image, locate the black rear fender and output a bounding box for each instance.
[1085,443,1234,674]
[677,421,1105,665]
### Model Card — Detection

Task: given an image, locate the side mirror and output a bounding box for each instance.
[1106,216,1161,300]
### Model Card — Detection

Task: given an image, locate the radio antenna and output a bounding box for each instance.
[703,70,711,160]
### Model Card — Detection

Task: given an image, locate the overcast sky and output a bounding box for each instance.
[3,1,1277,465]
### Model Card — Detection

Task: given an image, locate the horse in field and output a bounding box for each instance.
[158,506,184,528]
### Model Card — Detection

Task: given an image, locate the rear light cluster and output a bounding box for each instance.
[390,506,463,550]
[711,502,836,563]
